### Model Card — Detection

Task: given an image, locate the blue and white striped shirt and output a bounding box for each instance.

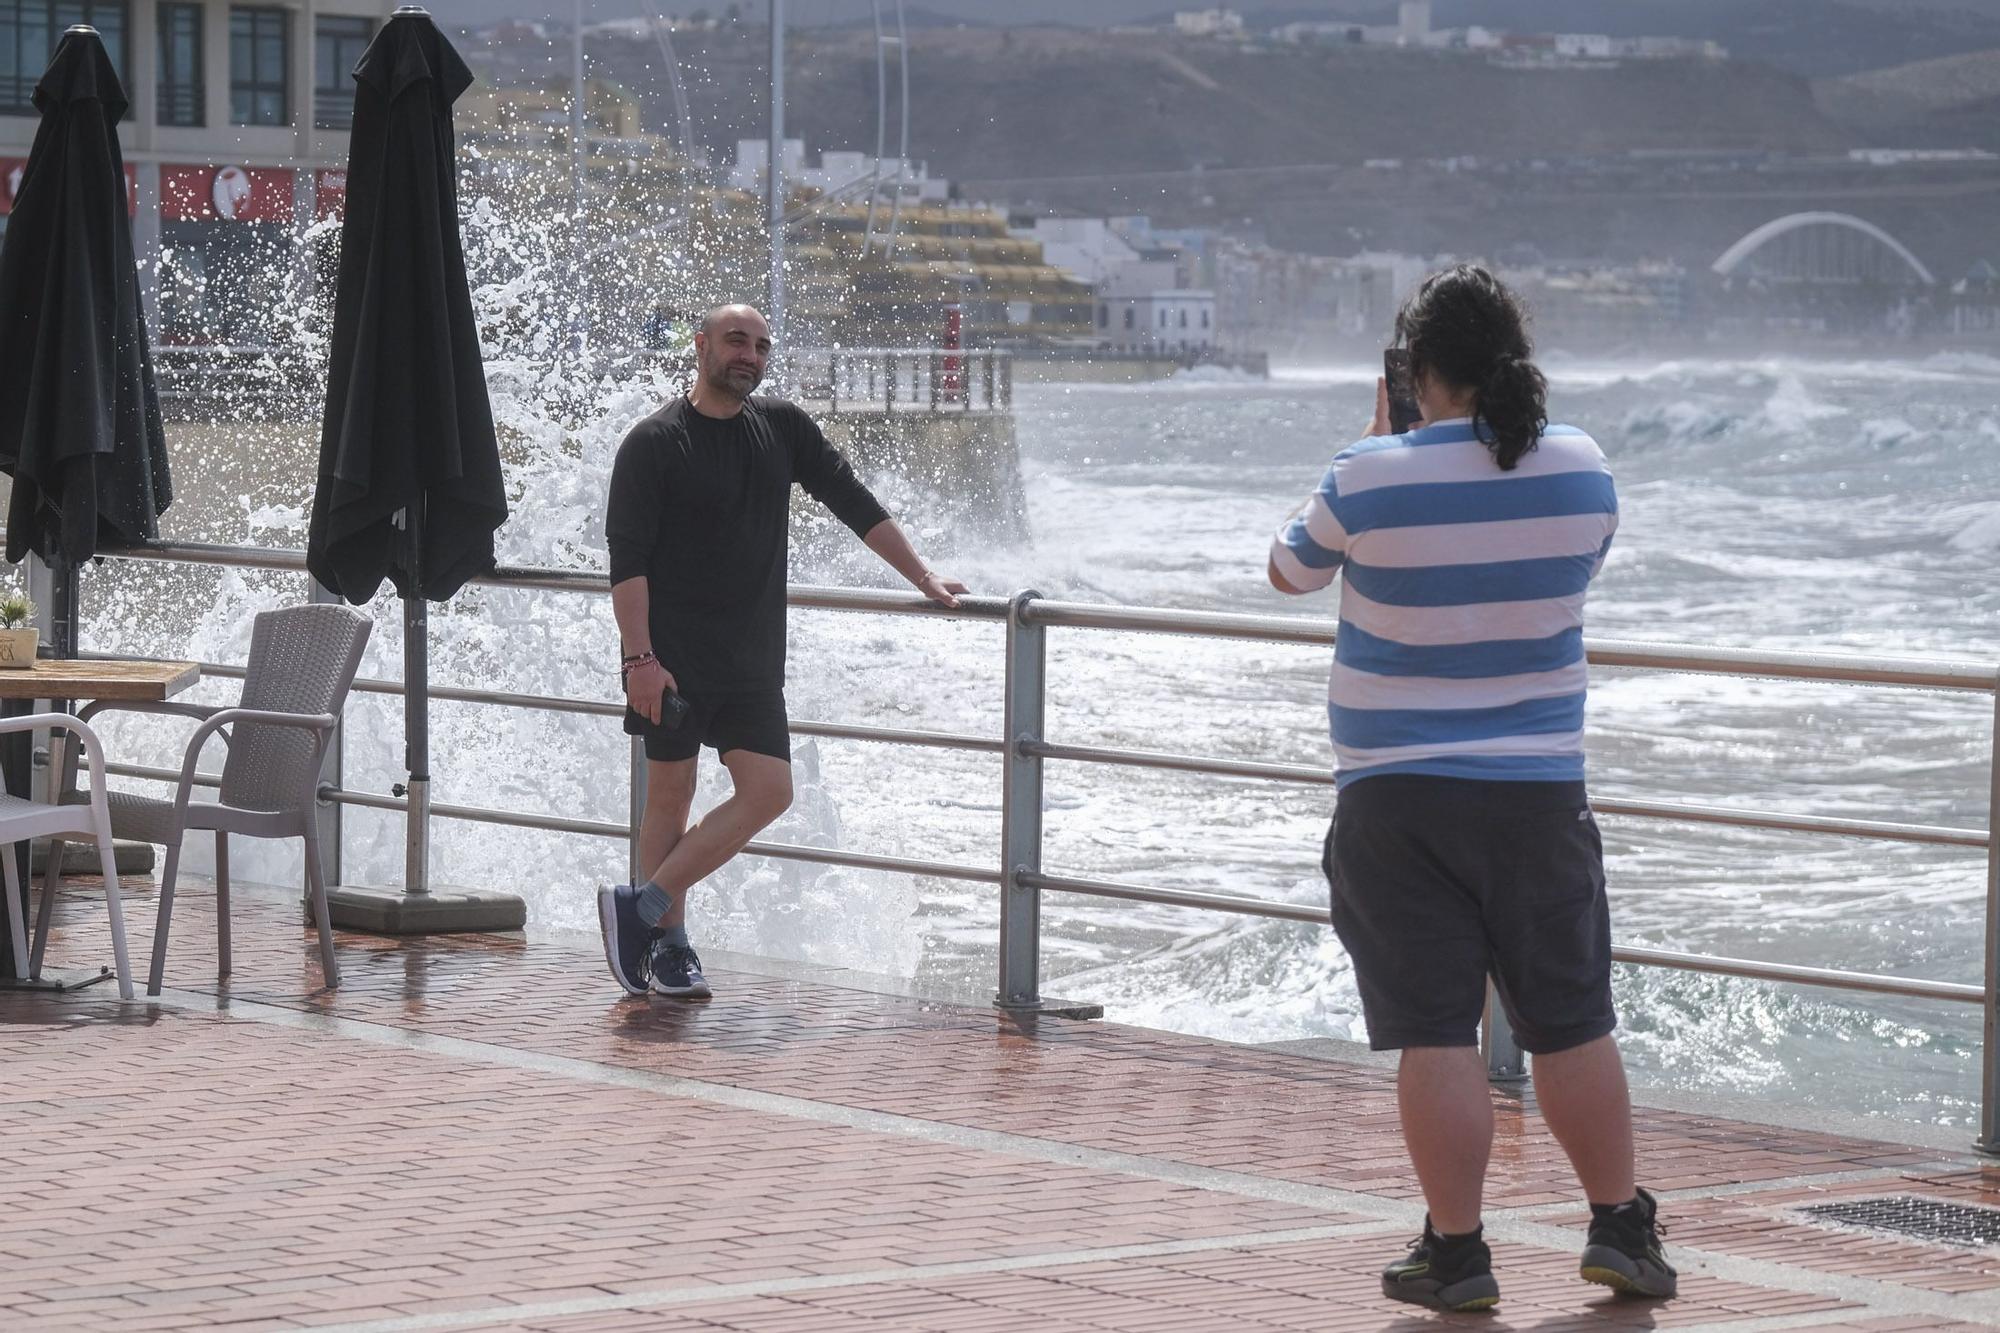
[1269,417,1617,789]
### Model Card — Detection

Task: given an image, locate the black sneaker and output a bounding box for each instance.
[1381,1219,1500,1313]
[596,885,654,997]
[649,939,712,999]
[1581,1188,1678,1299]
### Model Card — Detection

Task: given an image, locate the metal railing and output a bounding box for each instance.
[151,345,1015,422]
[796,347,1013,415]
[74,538,2000,1150]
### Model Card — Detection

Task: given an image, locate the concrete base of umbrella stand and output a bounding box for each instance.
[322,883,527,935]
[29,838,154,876]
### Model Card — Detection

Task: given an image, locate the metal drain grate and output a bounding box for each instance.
[1799,1196,2000,1248]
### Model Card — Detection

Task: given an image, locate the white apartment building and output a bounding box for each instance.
[1,0,395,340]
[1172,9,1242,38]
[729,137,948,205]
[1095,261,1215,356]
[1008,216,1141,287]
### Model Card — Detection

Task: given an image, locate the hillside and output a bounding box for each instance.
[1814,48,2000,148]
[433,0,2000,80]
[581,25,1855,177]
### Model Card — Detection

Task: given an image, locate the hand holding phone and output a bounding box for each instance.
[658,686,691,730]
[1383,348,1421,434]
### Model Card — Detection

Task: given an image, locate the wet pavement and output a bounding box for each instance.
[3,874,1998,1331]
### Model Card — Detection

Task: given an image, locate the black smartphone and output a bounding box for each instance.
[659,687,691,730]
[622,685,692,733]
[1383,348,1421,434]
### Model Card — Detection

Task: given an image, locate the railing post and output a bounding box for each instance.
[983,351,995,411]
[628,734,649,888]
[884,352,895,411]
[1979,682,2000,1154]
[308,578,345,893]
[828,351,839,415]
[997,588,1045,1010]
[929,351,941,411]
[1482,979,1527,1082]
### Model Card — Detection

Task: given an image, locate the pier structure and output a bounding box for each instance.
[4,552,2000,1327]
[5,875,2000,1330]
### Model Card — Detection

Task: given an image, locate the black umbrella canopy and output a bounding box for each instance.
[0,26,171,567]
[307,9,505,604]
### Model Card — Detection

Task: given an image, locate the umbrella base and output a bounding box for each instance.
[323,883,526,935]
[31,838,155,876]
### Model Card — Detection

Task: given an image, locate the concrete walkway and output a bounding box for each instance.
[3,875,1998,1332]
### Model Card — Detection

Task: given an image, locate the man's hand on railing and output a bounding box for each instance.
[918,570,968,610]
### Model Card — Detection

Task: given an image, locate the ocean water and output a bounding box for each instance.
[74,350,2000,1139]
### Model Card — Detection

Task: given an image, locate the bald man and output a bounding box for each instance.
[599,304,967,1000]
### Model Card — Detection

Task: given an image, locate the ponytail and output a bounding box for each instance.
[1475,354,1548,471]
[1395,265,1549,472]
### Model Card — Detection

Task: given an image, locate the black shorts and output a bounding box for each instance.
[1323,774,1616,1055]
[623,688,790,763]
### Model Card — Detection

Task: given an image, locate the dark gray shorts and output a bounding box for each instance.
[1323,774,1616,1055]
[624,688,790,764]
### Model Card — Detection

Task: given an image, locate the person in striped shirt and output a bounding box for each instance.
[1269,266,1675,1313]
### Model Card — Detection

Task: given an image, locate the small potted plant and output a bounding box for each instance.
[0,591,38,668]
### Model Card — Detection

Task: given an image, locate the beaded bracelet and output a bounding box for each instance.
[620,650,656,684]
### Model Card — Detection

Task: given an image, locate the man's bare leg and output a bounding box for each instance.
[1531,1034,1635,1204]
[643,749,793,920]
[637,757,698,926]
[1398,1045,1493,1236]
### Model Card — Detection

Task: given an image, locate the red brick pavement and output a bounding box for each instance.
[1,876,1995,1331]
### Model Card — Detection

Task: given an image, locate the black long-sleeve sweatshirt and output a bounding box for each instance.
[605,395,889,692]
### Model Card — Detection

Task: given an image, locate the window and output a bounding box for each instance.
[156,2,201,126]
[1201,309,1210,328]
[1096,304,1108,329]
[230,6,287,126]
[314,14,369,129]
[1123,307,1134,330]
[1158,308,1167,328]
[2,0,128,116]
[1179,308,1188,328]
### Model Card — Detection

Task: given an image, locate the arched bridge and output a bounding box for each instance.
[1712,212,1935,286]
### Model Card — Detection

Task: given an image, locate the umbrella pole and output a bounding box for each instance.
[326,501,522,931]
[50,556,79,660]
[403,503,430,897]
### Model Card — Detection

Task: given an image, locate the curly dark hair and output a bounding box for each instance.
[1395,265,1548,471]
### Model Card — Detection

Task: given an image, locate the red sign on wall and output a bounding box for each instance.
[162,164,295,223]
[0,160,138,217]
[314,168,348,221]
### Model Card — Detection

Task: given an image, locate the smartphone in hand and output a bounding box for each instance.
[659,687,691,730]
[622,684,693,733]
[1383,348,1421,434]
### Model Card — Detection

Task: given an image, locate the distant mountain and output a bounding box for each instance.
[1815,48,2000,148]
[426,0,2000,80]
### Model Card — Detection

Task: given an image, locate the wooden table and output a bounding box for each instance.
[0,658,201,985]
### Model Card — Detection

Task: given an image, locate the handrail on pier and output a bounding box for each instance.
[71,538,2000,1153]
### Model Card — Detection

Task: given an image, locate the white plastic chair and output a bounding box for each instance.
[0,713,132,1000]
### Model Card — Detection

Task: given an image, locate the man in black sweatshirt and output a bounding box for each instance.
[599,303,966,999]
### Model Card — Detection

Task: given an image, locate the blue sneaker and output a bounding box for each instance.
[597,885,654,996]
[649,939,712,999]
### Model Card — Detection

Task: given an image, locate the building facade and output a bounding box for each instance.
[1,0,392,340]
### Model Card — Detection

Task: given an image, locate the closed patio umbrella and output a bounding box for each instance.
[0,25,171,981]
[0,25,171,606]
[307,7,515,927]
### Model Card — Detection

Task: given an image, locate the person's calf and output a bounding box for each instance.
[1396,1045,1493,1236]
[1530,1033,1636,1206]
